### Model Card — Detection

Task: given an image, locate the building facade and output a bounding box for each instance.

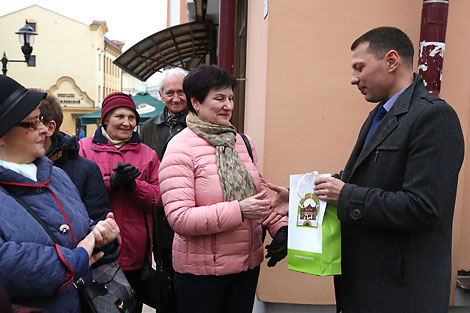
[0,5,145,136]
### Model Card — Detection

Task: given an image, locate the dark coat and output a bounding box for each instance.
[47,131,110,221]
[140,107,187,250]
[337,74,465,313]
[140,107,187,161]
[0,157,119,313]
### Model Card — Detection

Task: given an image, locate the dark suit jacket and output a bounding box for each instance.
[336,74,465,313]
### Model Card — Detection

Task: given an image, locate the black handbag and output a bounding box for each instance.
[134,199,175,312]
[5,191,135,313]
[76,262,135,313]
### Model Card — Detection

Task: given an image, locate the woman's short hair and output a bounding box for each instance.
[183,65,237,114]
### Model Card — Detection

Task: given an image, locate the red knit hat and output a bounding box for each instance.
[101,92,140,124]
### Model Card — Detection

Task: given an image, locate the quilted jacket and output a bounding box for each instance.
[159,128,287,276]
[79,127,162,271]
[47,131,110,221]
[0,157,119,313]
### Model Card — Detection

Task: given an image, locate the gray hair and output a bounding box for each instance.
[160,67,189,93]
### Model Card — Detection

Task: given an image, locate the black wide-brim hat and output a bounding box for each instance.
[0,75,47,137]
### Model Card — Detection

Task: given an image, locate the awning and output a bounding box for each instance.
[113,21,215,81]
[79,92,165,125]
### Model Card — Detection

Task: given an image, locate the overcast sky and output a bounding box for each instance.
[0,0,168,84]
[0,1,168,49]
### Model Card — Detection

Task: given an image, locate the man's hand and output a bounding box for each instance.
[262,183,289,226]
[313,177,345,205]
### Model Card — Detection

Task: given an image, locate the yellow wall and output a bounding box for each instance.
[0,6,99,100]
[0,5,139,137]
[245,0,470,305]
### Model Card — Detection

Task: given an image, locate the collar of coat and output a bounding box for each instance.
[0,156,52,186]
[345,73,438,181]
[92,125,142,145]
[89,126,142,153]
[151,106,188,125]
[46,132,79,163]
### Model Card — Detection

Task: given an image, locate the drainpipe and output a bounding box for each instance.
[104,41,107,101]
[417,0,449,96]
[218,0,236,74]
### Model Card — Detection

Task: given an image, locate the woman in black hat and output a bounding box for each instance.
[0,75,120,313]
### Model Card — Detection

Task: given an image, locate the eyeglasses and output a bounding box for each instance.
[15,116,44,130]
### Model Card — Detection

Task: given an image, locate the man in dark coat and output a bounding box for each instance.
[140,67,188,281]
[38,92,110,221]
[313,27,465,313]
[141,68,189,162]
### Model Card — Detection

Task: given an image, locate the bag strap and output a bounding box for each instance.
[144,198,164,266]
[142,208,152,266]
[238,133,268,241]
[239,133,253,162]
[151,199,164,265]
[5,189,60,244]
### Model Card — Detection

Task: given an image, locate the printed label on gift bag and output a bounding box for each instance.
[297,193,320,228]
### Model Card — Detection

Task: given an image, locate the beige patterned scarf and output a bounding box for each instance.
[186,112,257,201]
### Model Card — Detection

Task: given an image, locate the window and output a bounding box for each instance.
[232,0,247,132]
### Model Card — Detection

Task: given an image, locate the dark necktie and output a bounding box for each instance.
[364,105,387,144]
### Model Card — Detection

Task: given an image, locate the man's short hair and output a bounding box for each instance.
[351,26,414,67]
[160,67,189,93]
[31,89,63,134]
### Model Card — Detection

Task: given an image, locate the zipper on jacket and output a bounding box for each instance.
[212,235,216,262]
[248,220,253,268]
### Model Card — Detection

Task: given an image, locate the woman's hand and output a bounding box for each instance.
[261,183,289,226]
[77,232,101,266]
[239,191,272,220]
[93,212,120,248]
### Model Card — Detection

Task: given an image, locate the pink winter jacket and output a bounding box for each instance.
[159,128,287,276]
[79,128,162,271]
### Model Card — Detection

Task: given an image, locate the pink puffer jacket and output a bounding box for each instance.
[159,128,287,276]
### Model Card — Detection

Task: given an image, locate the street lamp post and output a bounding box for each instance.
[1,23,38,76]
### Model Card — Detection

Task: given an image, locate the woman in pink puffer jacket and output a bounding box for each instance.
[158,65,287,313]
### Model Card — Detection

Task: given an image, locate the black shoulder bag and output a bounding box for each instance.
[239,133,268,242]
[5,191,135,313]
[135,199,175,312]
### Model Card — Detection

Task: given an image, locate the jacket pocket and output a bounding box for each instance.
[373,145,399,162]
[376,145,399,151]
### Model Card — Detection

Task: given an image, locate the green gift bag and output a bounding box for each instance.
[287,172,341,276]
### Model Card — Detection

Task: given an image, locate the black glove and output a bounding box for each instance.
[265,226,288,267]
[110,162,141,191]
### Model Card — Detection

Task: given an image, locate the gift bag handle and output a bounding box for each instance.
[296,171,318,199]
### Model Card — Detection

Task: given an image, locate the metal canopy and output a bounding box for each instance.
[114,21,215,81]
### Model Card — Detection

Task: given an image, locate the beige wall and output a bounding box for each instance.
[244,0,268,170]
[245,0,469,305]
[443,0,470,304]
